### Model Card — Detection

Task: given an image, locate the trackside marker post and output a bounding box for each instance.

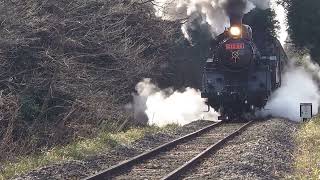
[300,103,313,122]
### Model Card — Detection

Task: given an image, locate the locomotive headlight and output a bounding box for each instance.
[229,26,241,37]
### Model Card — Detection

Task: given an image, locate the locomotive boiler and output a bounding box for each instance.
[201,15,288,121]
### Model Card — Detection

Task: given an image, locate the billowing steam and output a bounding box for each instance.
[139,0,320,123]
[131,79,218,127]
[153,0,270,39]
[260,1,320,121]
[261,56,320,121]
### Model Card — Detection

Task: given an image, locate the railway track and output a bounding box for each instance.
[85,120,253,180]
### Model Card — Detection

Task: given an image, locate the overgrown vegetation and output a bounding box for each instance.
[0,0,181,162]
[243,8,279,40]
[292,117,320,179]
[283,0,320,62]
[0,124,178,179]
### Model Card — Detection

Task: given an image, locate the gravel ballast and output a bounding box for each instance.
[112,123,246,179]
[13,119,298,179]
[182,119,298,180]
[13,120,215,180]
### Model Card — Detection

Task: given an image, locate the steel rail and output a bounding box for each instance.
[161,120,254,180]
[84,121,223,180]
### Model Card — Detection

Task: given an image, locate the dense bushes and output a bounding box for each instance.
[0,0,179,160]
[283,0,320,62]
[243,8,279,40]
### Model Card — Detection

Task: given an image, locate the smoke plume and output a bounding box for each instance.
[261,56,320,121]
[153,0,270,39]
[260,1,320,121]
[131,79,218,127]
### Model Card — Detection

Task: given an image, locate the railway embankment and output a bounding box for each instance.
[182,119,298,179]
[291,117,320,179]
[8,119,302,180]
[5,121,213,179]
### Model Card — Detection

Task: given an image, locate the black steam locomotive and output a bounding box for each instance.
[201,22,288,121]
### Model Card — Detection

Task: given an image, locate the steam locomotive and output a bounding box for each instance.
[201,21,288,121]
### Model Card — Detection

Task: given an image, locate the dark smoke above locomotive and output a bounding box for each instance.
[201,3,288,121]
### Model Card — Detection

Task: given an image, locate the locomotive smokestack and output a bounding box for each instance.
[229,14,243,26]
[225,0,247,26]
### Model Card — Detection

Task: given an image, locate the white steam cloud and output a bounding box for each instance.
[147,0,320,122]
[153,0,270,39]
[261,55,320,121]
[132,79,218,127]
[261,1,320,121]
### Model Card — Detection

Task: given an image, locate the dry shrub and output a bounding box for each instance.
[0,0,180,160]
[0,94,19,155]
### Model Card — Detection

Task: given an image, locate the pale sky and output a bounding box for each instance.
[270,0,288,45]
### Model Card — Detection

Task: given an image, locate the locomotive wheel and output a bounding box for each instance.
[218,104,255,122]
[218,106,240,122]
[242,110,256,121]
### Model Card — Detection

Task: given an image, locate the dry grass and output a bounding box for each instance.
[291,117,320,179]
[0,124,178,180]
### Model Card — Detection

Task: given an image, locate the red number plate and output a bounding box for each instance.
[226,43,245,50]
